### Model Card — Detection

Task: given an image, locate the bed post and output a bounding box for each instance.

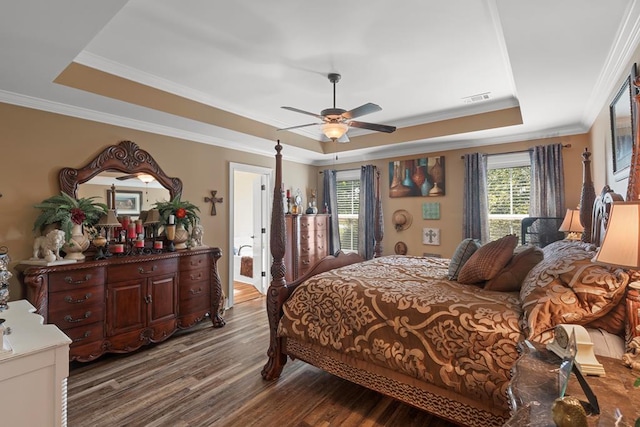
[374,168,383,257]
[579,147,596,242]
[262,140,289,381]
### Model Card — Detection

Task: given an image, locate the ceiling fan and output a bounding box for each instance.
[116,173,155,183]
[278,73,396,142]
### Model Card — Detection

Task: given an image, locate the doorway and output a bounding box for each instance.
[228,163,272,307]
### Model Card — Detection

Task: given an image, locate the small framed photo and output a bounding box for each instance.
[422,228,440,245]
[107,190,142,215]
[422,202,440,220]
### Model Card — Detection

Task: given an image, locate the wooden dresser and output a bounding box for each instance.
[17,247,225,362]
[284,214,330,282]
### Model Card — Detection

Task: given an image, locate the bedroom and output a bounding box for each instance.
[1,1,640,426]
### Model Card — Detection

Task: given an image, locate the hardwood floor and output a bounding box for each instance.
[233,281,262,304]
[67,298,459,427]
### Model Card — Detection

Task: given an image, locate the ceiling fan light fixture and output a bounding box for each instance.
[322,122,349,141]
[137,173,155,184]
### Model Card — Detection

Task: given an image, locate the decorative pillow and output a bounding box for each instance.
[520,243,630,343]
[584,297,626,336]
[447,238,481,280]
[484,246,544,292]
[457,234,518,284]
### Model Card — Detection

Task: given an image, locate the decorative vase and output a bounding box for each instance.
[64,223,90,261]
[174,224,190,250]
[428,158,444,196]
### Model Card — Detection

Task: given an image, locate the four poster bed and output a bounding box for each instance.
[261,142,635,427]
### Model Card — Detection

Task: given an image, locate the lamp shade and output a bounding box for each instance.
[558,209,584,233]
[97,209,122,227]
[593,201,640,268]
[143,208,161,225]
[322,122,348,141]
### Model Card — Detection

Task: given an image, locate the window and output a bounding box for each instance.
[336,170,360,252]
[487,153,530,242]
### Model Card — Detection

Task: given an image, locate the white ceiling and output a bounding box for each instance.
[2,1,640,165]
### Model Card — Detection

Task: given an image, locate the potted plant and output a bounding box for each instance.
[33,192,108,241]
[153,196,200,230]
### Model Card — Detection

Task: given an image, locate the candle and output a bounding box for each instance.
[168,214,175,225]
[135,239,144,248]
[121,216,130,231]
[153,241,163,250]
[127,223,136,239]
[135,219,143,234]
[286,189,291,198]
[112,244,124,253]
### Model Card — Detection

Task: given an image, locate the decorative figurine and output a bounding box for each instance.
[31,229,66,261]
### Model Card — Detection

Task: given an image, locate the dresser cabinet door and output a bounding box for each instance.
[148,274,178,325]
[107,279,146,336]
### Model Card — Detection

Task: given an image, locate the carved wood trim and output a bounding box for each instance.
[579,147,596,242]
[59,140,183,199]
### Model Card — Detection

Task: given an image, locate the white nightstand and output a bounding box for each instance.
[0,300,71,427]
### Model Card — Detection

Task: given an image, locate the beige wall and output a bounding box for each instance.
[318,134,589,259]
[0,103,314,300]
[589,42,640,197]
[0,100,597,301]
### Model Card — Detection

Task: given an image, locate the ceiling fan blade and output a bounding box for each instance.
[342,103,382,119]
[349,120,396,133]
[281,106,325,120]
[337,133,350,144]
[116,174,139,181]
[277,122,321,131]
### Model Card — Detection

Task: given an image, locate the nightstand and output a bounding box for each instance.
[505,341,640,426]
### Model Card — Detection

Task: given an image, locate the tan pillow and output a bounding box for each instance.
[520,244,630,343]
[457,234,518,284]
[484,246,544,292]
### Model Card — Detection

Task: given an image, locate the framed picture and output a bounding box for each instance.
[389,156,445,197]
[610,64,637,180]
[107,190,142,215]
[422,227,440,245]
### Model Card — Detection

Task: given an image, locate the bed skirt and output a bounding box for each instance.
[285,338,508,427]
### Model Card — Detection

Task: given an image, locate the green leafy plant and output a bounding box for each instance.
[153,196,200,231]
[33,192,108,241]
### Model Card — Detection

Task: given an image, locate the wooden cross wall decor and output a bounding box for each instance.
[204,190,223,216]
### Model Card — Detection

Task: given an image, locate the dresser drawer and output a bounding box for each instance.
[48,304,105,330]
[65,322,104,346]
[180,267,209,287]
[179,278,211,302]
[179,254,209,271]
[48,286,104,313]
[48,267,105,292]
[108,258,178,282]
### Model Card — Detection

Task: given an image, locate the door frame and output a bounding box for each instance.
[228,162,273,308]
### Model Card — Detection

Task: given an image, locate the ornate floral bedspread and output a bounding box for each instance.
[278,255,524,409]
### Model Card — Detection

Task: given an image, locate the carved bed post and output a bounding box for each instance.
[262,141,289,380]
[579,148,596,242]
[374,169,383,257]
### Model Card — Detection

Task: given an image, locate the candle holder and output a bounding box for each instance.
[165,224,176,252]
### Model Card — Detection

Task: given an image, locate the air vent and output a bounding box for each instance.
[462,92,491,104]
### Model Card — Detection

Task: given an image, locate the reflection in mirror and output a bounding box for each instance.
[77,172,171,220]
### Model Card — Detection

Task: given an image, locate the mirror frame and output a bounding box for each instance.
[59,140,183,200]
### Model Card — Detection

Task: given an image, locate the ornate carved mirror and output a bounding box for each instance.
[59,141,183,209]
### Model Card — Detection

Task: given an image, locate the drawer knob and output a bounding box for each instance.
[64,311,91,323]
[73,331,91,343]
[144,295,153,304]
[190,273,203,280]
[64,274,92,285]
[138,265,158,274]
[64,293,92,304]
[189,287,203,295]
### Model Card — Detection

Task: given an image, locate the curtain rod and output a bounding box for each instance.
[459,143,571,160]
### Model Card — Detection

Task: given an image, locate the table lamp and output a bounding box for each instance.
[592,201,640,370]
[96,209,122,258]
[558,208,584,241]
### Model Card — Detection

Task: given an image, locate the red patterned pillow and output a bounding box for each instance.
[457,234,518,284]
[484,246,544,292]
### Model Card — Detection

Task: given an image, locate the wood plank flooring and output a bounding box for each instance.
[67,297,459,427]
[233,282,262,304]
